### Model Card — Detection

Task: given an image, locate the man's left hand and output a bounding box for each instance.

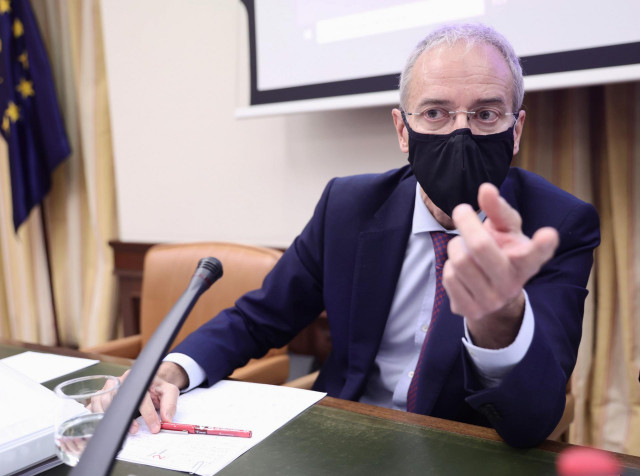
[443,183,559,349]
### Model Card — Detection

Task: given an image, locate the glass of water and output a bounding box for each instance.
[53,374,121,466]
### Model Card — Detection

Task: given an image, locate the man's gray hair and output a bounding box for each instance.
[398,23,524,111]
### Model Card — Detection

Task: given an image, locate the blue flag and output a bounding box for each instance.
[0,0,70,231]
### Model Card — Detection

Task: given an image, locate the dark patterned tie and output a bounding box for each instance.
[407,231,453,413]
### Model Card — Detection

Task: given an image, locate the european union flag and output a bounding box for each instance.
[0,0,70,231]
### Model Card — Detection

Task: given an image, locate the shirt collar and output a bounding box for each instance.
[411,183,486,235]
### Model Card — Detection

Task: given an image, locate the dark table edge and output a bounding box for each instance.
[319,393,640,469]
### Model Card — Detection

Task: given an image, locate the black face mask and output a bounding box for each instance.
[402,113,515,217]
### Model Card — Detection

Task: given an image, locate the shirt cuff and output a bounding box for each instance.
[163,353,207,392]
[461,290,534,388]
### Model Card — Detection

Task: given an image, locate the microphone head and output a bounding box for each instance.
[556,446,621,476]
[195,257,223,289]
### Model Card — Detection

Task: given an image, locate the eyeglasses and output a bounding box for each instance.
[402,107,519,135]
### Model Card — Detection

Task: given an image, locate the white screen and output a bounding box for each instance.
[240,0,640,114]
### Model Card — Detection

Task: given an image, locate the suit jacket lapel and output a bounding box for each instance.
[340,176,415,400]
[415,294,464,414]
[500,169,519,213]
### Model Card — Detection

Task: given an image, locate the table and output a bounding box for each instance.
[3,338,640,476]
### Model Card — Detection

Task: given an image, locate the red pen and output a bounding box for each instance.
[160,422,252,438]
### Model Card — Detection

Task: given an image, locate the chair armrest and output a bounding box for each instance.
[283,370,319,390]
[548,392,575,441]
[230,354,290,385]
[81,335,143,359]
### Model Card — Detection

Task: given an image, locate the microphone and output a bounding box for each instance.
[71,257,223,476]
[556,446,621,476]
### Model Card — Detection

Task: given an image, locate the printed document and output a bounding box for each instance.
[117,380,325,475]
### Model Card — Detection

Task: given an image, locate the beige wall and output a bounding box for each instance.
[100,0,405,248]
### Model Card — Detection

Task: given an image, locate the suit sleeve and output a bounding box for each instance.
[171,179,337,386]
[463,199,600,447]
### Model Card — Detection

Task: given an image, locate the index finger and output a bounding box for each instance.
[451,203,508,272]
[138,391,161,433]
[477,183,521,233]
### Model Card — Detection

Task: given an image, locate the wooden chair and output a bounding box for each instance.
[84,242,289,384]
[548,381,575,441]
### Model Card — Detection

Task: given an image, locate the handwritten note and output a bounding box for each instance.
[117,380,325,475]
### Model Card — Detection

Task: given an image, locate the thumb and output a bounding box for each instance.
[530,227,559,264]
[157,382,180,423]
[161,403,176,423]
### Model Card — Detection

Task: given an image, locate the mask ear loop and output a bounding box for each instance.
[400,110,415,134]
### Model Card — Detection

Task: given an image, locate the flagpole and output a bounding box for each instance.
[39,208,61,347]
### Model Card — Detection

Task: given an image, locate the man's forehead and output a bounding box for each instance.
[414,41,510,79]
[407,41,513,106]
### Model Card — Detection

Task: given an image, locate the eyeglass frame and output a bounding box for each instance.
[401,107,520,134]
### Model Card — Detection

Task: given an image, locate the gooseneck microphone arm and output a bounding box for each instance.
[71,257,223,476]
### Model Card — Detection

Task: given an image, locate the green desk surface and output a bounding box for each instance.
[3,341,640,476]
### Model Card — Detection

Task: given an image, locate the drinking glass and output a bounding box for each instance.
[53,374,121,466]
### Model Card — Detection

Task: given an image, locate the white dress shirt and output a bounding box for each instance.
[358,183,534,409]
[166,184,534,397]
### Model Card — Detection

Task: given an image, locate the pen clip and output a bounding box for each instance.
[160,422,193,434]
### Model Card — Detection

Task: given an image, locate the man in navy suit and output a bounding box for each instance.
[128,24,600,448]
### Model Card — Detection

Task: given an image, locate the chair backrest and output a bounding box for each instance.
[139,242,283,351]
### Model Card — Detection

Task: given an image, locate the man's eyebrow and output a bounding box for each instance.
[413,98,454,110]
[412,97,510,111]
[470,97,508,108]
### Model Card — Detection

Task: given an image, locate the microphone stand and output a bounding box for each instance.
[71,257,223,476]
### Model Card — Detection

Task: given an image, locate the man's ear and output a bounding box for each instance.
[512,109,526,156]
[392,108,409,153]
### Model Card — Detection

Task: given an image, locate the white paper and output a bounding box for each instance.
[0,351,99,383]
[0,361,58,448]
[0,362,61,474]
[117,380,326,476]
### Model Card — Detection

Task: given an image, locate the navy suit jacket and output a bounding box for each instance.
[174,165,600,448]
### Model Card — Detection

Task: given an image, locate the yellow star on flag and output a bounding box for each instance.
[0,39,3,53]
[13,18,23,38]
[16,78,34,98]
[2,116,9,133]
[0,0,11,14]
[5,101,20,122]
[18,51,28,69]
